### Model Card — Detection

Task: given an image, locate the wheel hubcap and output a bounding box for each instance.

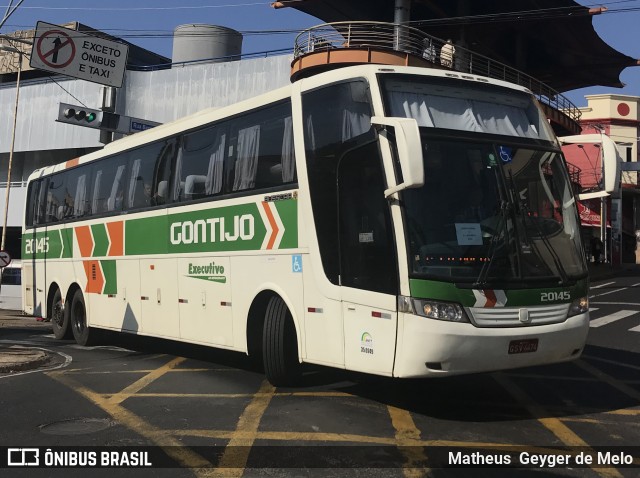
[52,302,64,327]
[74,303,85,333]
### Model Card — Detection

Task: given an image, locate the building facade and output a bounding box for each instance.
[562,94,640,264]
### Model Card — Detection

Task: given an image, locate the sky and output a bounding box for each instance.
[1,0,639,107]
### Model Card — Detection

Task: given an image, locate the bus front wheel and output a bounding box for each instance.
[262,296,301,387]
[50,288,70,340]
[70,289,99,346]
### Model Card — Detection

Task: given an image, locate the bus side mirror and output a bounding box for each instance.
[560,133,621,200]
[371,116,424,197]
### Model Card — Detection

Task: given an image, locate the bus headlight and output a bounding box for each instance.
[412,299,469,323]
[568,296,588,317]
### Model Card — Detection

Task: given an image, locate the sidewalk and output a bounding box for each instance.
[0,308,48,328]
[0,309,52,373]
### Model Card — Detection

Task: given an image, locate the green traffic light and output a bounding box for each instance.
[86,112,96,122]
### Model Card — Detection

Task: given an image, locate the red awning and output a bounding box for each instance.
[578,200,610,228]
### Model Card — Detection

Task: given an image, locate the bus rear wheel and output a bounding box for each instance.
[70,289,99,346]
[262,296,301,387]
[50,288,71,340]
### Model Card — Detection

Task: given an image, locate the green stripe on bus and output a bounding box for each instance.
[274,199,298,249]
[23,198,299,259]
[101,260,117,295]
[91,224,109,257]
[126,203,272,255]
[22,229,72,259]
[409,278,589,306]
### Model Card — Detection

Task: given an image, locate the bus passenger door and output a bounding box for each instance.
[338,143,398,375]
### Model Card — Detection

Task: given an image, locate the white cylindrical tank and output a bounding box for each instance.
[172,24,243,66]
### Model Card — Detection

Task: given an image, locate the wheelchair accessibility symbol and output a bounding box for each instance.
[499,145,513,163]
[292,255,302,273]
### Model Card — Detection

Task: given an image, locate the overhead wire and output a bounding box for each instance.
[2,0,640,40]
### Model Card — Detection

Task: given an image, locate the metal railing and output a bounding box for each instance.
[566,162,582,189]
[0,181,27,188]
[129,47,295,72]
[294,22,581,124]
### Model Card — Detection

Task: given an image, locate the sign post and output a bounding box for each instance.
[30,21,129,87]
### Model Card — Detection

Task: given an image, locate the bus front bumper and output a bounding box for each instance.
[393,312,589,378]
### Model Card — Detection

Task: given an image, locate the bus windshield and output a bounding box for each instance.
[401,136,587,285]
[378,74,585,286]
[379,74,555,142]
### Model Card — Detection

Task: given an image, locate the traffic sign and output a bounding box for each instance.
[0,250,12,267]
[30,21,129,88]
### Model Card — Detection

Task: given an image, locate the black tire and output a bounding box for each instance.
[50,288,71,340]
[262,296,301,387]
[70,289,100,346]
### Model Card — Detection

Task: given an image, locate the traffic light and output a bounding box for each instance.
[57,103,102,129]
[56,102,161,134]
[63,107,97,123]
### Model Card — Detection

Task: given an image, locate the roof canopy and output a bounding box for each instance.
[275,0,637,92]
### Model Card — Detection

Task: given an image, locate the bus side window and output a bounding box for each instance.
[154,138,177,206]
[175,127,225,202]
[125,141,168,210]
[26,180,40,227]
[224,101,297,194]
[45,174,66,223]
[253,107,296,189]
[35,178,48,225]
[91,154,128,215]
[232,124,261,192]
[64,166,91,219]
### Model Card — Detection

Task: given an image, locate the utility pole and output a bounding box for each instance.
[0,44,22,253]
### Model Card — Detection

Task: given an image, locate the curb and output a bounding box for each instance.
[0,347,50,373]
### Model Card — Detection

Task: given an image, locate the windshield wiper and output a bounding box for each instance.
[473,199,508,288]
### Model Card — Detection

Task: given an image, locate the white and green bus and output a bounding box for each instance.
[23,65,596,385]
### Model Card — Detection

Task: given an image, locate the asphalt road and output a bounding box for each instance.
[0,273,638,478]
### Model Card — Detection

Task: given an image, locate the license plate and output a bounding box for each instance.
[508,338,538,354]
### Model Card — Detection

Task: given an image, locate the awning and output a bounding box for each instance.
[274,0,638,92]
[578,200,610,228]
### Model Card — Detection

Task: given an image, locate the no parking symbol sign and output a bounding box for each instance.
[0,250,12,268]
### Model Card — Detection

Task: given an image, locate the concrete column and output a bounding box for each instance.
[394,0,411,51]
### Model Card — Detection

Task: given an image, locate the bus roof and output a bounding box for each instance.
[28,64,534,183]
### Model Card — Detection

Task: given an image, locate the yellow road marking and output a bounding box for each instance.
[46,352,638,476]
[121,391,352,399]
[47,370,213,475]
[388,406,430,478]
[606,409,640,416]
[108,357,186,405]
[65,368,228,374]
[176,428,575,453]
[492,372,622,478]
[575,359,640,402]
[211,380,275,478]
